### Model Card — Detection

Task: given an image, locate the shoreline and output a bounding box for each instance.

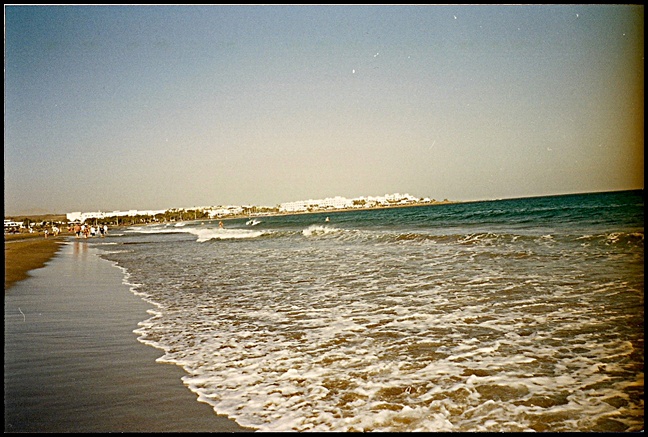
[5,226,143,290]
[4,237,254,432]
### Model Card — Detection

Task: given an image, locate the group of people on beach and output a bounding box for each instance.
[43,226,60,238]
[69,223,108,238]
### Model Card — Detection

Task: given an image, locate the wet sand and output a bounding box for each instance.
[4,239,254,432]
[4,233,65,290]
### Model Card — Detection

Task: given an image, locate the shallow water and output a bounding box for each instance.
[98,190,644,432]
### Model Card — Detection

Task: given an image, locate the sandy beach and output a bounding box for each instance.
[4,237,254,432]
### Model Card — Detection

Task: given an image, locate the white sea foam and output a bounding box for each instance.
[190,228,266,242]
[143,267,640,432]
[124,224,268,242]
[302,225,340,237]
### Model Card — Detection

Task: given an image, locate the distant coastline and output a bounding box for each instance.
[248,199,456,220]
[5,193,453,230]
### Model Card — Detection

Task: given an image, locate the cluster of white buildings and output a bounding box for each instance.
[66,205,256,223]
[206,205,245,218]
[64,193,434,223]
[4,219,22,229]
[278,193,430,213]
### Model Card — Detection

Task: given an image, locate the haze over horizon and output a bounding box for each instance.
[4,5,644,216]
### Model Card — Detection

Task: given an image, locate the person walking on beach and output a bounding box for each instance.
[219,221,224,229]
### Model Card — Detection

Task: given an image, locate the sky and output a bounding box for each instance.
[4,5,644,215]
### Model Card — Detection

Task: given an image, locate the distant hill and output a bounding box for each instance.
[4,213,67,224]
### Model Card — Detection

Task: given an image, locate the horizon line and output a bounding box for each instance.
[4,187,643,219]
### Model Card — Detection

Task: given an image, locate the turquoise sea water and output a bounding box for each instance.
[97,190,643,432]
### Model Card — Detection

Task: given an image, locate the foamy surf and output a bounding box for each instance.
[191,228,266,242]
[302,225,341,237]
[124,224,268,242]
[96,191,643,432]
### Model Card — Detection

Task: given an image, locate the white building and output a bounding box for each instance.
[4,219,22,229]
[279,200,311,213]
[318,196,354,210]
[207,206,244,218]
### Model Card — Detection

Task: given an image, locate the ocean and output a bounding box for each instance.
[96,190,643,432]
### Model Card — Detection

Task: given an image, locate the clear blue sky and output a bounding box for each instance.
[4,5,644,215]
